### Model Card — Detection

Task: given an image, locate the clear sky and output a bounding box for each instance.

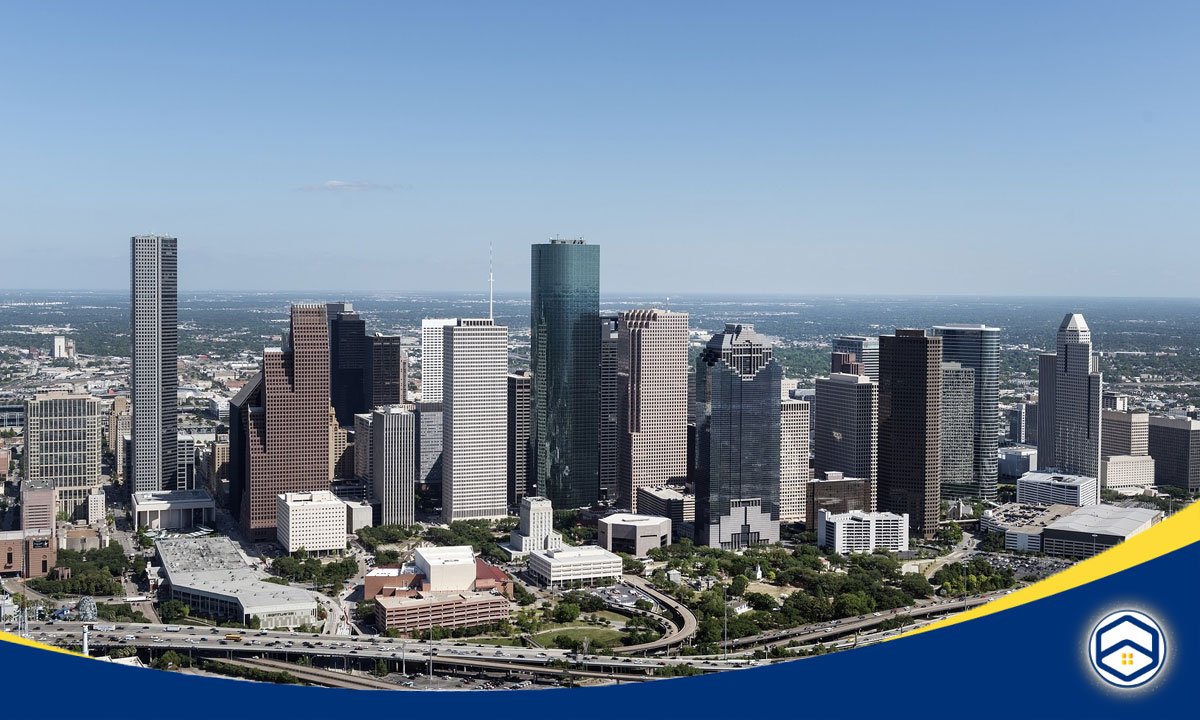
[2,2,1198,296]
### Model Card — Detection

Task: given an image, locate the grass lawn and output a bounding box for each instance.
[532,627,624,647]
[594,610,631,624]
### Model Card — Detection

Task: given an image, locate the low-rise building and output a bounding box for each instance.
[527,546,623,588]
[0,530,56,578]
[505,496,564,558]
[415,546,479,592]
[131,489,217,530]
[1101,455,1156,494]
[1016,472,1099,507]
[1041,505,1163,558]
[815,509,908,554]
[86,488,106,526]
[276,491,347,554]
[597,514,671,557]
[375,591,511,634]
[979,503,1079,553]
[999,446,1038,480]
[20,479,57,533]
[806,473,874,528]
[345,500,373,533]
[156,537,317,629]
[635,486,695,525]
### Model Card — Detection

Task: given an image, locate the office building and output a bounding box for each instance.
[371,405,416,526]
[1101,455,1156,494]
[1148,416,1200,493]
[780,399,810,523]
[1102,392,1129,411]
[999,446,1038,480]
[419,319,456,403]
[832,336,879,382]
[816,509,909,554]
[617,309,689,511]
[107,396,130,483]
[1008,403,1028,444]
[276,491,347,554]
[507,372,532,506]
[52,335,76,360]
[1038,314,1103,477]
[327,304,371,427]
[505,496,564,558]
[527,545,623,588]
[415,402,443,487]
[1041,505,1163,558]
[0,530,55,579]
[932,324,1001,501]
[238,304,332,541]
[131,489,216,530]
[371,334,408,406]
[442,319,508,522]
[878,329,942,539]
[176,434,196,491]
[157,537,318,629]
[210,434,229,482]
[328,408,353,480]
[940,362,976,499]
[130,234,178,492]
[353,413,373,484]
[375,591,511,634]
[598,513,672,557]
[20,479,56,533]
[599,314,621,501]
[1016,471,1099,507]
[23,393,103,516]
[636,486,696,527]
[806,472,875,528]
[813,372,877,491]
[694,323,782,548]
[531,239,601,510]
[1102,409,1149,458]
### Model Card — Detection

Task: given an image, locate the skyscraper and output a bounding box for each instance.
[107,396,130,484]
[419,319,455,403]
[327,304,370,427]
[1037,314,1103,477]
[507,371,532,506]
[239,304,332,541]
[598,315,621,501]
[780,399,810,524]
[878,329,941,540]
[1148,416,1200,494]
[24,393,102,517]
[371,334,408,406]
[940,362,976,499]
[130,235,178,492]
[372,405,416,526]
[531,239,600,510]
[415,402,443,488]
[832,336,879,382]
[616,309,689,512]
[694,323,782,549]
[931,324,1001,501]
[442,319,508,522]
[813,372,877,490]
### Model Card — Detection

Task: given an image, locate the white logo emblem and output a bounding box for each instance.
[1088,610,1166,688]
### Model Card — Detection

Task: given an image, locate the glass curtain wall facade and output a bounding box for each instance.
[932,324,1000,501]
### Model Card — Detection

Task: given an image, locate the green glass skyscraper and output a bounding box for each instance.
[531,238,600,509]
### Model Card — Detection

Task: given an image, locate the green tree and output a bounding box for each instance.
[833,591,875,618]
[729,574,750,597]
[159,600,191,623]
[899,573,933,598]
[552,602,580,624]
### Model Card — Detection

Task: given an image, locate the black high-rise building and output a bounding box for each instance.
[327,304,371,427]
[599,315,620,502]
[371,335,408,407]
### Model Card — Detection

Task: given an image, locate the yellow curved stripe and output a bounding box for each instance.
[0,629,82,656]
[897,500,1200,640]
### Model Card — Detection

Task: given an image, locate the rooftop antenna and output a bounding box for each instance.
[488,240,495,321]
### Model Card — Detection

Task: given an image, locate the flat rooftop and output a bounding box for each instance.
[1045,505,1162,537]
[1019,472,1095,487]
[532,546,622,563]
[157,536,315,612]
[376,590,503,609]
[132,489,216,508]
[984,503,1078,532]
[415,546,475,566]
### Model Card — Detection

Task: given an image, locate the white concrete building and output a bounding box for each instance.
[131,489,216,530]
[371,405,416,526]
[816,509,909,554]
[86,489,106,526]
[527,546,623,588]
[1016,471,1099,507]
[780,399,810,523]
[1101,454,1156,494]
[506,496,564,558]
[276,491,347,554]
[419,318,456,403]
[598,513,671,557]
[441,319,508,522]
[414,546,478,592]
[346,500,373,532]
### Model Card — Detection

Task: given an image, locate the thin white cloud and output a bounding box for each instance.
[299,180,394,192]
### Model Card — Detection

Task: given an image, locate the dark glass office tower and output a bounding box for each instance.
[598,315,620,502]
[694,323,782,549]
[531,239,600,509]
[932,324,1000,502]
[327,304,371,427]
[371,335,408,406]
[878,329,942,540]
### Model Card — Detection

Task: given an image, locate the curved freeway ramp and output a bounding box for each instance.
[616,575,698,654]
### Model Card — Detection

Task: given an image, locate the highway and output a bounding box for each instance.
[616,575,699,654]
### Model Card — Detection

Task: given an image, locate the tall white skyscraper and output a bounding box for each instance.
[442,318,509,522]
[780,399,810,523]
[130,235,178,492]
[1038,313,1103,477]
[372,405,416,526]
[616,309,689,512]
[420,318,456,403]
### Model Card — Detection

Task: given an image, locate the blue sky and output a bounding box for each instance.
[1,2,1198,295]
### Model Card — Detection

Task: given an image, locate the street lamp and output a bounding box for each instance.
[1090,533,1098,558]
